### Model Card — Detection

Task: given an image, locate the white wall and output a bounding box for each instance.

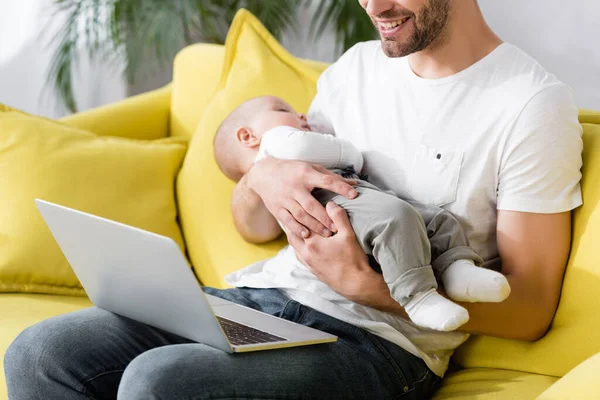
[0,0,125,119]
[480,0,600,110]
[1,0,598,117]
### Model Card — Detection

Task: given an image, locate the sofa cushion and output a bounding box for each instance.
[169,30,328,140]
[176,9,327,287]
[453,117,600,377]
[0,105,188,295]
[431,368,557,399]
[171,44,226,138]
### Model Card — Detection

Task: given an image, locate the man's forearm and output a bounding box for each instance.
[231,174,282,244]
[367,269,558,341]
[457,270,559,340]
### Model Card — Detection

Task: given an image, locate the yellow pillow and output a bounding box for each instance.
[453,120,600,377]
[0,105,188,295]
[176,9,327,288]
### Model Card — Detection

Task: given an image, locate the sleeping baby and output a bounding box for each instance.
[213,95,510,332]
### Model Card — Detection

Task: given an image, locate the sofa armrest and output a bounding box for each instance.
[579,109,600,124]
[60,85,172,140]
[537,352,600,399]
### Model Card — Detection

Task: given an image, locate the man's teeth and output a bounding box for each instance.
[380,17,409,29]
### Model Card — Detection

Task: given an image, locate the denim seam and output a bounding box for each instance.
[296,306,311,324]
[81,367,126,398]
[279,299,296,318]
[362,333,409,390]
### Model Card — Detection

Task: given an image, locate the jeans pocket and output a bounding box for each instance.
[362,332,410,393]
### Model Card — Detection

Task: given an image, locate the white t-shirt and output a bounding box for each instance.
[227,41,583,377]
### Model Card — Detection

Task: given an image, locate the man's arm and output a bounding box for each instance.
[458,210,571,340]
[291,204,572,341]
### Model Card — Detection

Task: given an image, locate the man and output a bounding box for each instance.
[5,0,582,398]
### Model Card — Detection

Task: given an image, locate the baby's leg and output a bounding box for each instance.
[410,203,511,303]
[314,182,468,331]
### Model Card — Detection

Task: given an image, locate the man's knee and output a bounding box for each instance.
[118,345,227,399]
[118,347,194,398]
[4,321,59,382]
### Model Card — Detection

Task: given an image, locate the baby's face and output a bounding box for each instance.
[250,97,311,136]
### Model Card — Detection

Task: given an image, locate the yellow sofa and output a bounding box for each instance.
[2,43,599,400]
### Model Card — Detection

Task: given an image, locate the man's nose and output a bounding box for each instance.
[362,0,398,17]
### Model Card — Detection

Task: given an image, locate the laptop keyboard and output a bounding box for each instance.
[216,316,287,346]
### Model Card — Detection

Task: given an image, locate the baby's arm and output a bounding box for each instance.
[257,126,364,173]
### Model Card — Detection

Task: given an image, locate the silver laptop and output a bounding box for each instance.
[35,199,337,353]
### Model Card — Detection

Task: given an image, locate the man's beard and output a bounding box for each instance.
[377,0,451,58]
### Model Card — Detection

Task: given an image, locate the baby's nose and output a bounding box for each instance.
[298,114,307,121]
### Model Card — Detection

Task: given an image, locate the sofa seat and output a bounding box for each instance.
[0,294,92,399]
[433,368,558,399]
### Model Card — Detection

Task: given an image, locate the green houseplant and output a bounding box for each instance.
[48,0,377,112]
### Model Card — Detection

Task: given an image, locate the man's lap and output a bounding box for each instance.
[5,287,439,399]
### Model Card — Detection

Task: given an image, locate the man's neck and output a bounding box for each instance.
[407,2,502,79]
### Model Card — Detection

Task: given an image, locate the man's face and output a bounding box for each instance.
[359,0,451,57]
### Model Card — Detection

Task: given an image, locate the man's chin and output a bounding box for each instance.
[381,39,409,58]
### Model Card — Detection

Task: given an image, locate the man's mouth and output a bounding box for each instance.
[377,16,411,37]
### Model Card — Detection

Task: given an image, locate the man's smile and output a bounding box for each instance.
[375,17,412,38]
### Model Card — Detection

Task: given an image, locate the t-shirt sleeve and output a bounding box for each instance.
[497,83,583,213]
[257,126,364,172]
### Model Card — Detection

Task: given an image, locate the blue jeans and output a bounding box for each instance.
[5,287,440,399]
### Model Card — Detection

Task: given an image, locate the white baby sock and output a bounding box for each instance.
[404,288,470,332]
[442,259,511,303]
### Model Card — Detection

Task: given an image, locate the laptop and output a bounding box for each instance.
[34,199,337,353]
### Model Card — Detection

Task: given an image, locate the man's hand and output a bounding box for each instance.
[246,157,357,238]
[288,202,408,317]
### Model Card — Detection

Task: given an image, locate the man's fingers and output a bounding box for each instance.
[312,165,358,186]
[326,202,354,237]
[310,171,358,200]
[312,164,338,176]
[297,195,335,234]
[287,228,305,250]
[287,200,331,237]
[277,209,310,238]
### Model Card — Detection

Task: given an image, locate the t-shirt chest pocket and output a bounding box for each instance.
[409,143,464,207]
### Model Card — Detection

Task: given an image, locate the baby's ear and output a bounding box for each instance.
[236,127,261,148]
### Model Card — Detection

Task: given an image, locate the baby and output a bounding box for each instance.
[214,96,510,332]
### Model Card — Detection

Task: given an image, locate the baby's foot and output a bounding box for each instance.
[404,289,469,331]
[442,259,511,303]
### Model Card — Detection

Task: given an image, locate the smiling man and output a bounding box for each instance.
[5,1,583,399]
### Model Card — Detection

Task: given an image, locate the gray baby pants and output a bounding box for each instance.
[313,178,483,307]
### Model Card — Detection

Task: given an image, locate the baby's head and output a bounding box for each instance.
[214,96,310,182]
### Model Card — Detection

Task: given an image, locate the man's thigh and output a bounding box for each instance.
[119,293,439,399]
